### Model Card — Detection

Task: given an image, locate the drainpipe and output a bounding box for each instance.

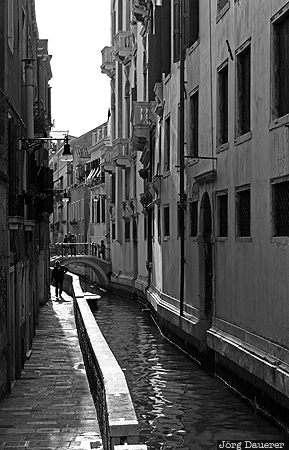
[24,59,34,219]
[179,0,185,316]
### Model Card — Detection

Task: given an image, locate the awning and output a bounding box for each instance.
[86,168,96,182]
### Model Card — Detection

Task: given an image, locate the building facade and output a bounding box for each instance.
[0,0,53,400]
[102,0,289,415]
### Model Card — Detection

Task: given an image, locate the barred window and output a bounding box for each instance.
[164,205,170,237]
[236,188,250,237]
[272,180,289,236]
[189,201,198,237]
[217,193,228,237]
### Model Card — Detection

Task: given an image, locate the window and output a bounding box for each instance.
[184,0,199,47]
[164,116,171,172]
[273,12,289,118]
[218,0,229,13]
[112,221,116,240]
[236,44,251,136]
[164,205,170,237]
[8,0,14,52]
[162,0,171,76]
[272,180,289,236]
[217,63,228,145]
[111,173,116,203]
[189,201,198,237]
[189,91,198,157]
[173,0,180,62]
[236,187,250,237]
[125,167,130,200]
[217,192,228,237]
[125,219,130,241]
[157,205,161,240]
[173,0,199,62]
[101,197,106,223]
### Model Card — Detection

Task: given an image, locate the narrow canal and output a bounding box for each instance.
[89,292,288,449]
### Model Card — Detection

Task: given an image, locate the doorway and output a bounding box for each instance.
[199,192,213,318]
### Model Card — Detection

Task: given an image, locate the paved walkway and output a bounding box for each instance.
[0,290,103,450]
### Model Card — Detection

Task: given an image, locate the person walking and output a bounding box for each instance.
[98,240,106,260]
[51,261,68,298]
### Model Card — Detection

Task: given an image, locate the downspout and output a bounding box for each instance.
[24,59,34,220]
[209,0,216,316]
[179,0,185,316]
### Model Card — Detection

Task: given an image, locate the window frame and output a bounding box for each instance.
[271,5,289,120]
[189,200,198,237]
[163,204,170,239]
[271,176,289,238]
[216,190,228,238]
[217,61,229,147]
[235,39,251,138]
[235,185,251,239]
[188,89,199,157]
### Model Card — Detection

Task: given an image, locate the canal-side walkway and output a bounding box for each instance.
[0,290,102,450]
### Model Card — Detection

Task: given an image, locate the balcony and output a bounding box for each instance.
[100,46,115,78]
[111,138,131,168]
[113,31,133,64]
[132,101,150,152]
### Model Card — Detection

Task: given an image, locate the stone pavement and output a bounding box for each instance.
[0,289,103,450]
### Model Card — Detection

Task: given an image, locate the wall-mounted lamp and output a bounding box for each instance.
[20,134,72,161]
[62,190,70,203]
[60,135,73,162]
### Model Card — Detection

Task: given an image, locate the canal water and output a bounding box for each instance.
[89,292,288,450]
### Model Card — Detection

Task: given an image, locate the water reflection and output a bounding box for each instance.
[90,293,287,449]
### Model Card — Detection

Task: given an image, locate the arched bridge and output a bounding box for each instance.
[54,255,112,288]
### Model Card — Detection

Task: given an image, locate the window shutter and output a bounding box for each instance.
[173,0,180,62]
[188,0,199,47]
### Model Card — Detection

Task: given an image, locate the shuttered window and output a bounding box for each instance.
[173,0,180,62]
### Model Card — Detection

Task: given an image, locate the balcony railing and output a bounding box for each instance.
[101,46,115,77]
[113,31,133,63]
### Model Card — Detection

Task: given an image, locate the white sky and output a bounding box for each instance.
[35,0,111,138]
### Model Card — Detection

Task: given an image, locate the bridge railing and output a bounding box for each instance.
[50,242,111,261]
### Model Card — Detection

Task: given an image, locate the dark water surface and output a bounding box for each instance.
[89,293,288,450]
